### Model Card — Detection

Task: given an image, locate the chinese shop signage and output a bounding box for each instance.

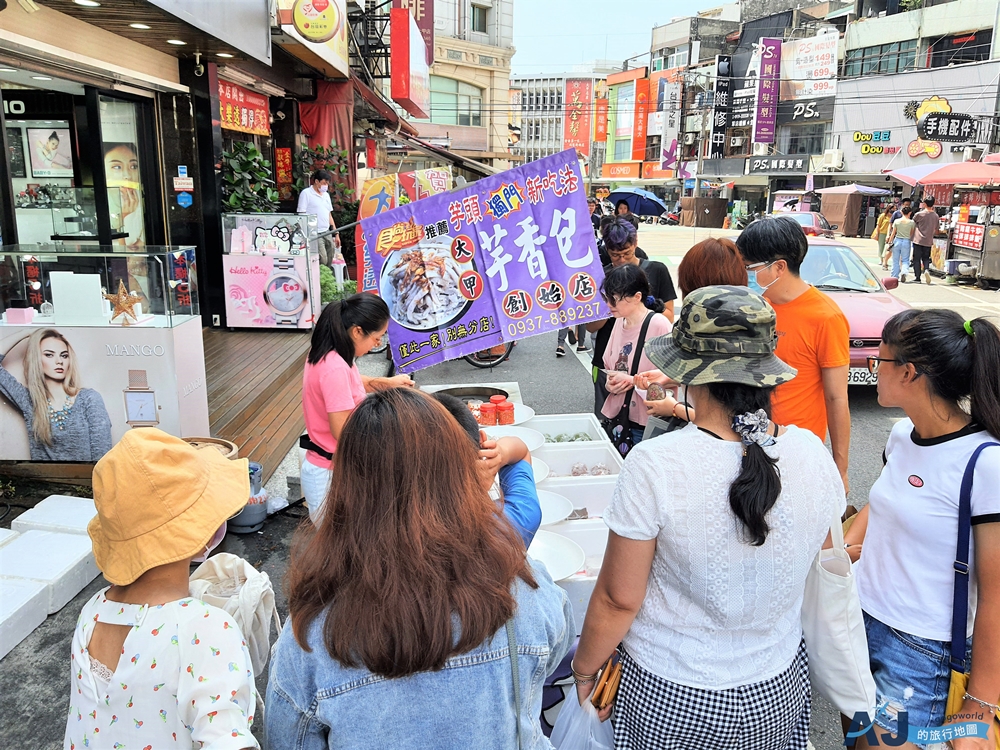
[564,79,594,157]
[360,150,606,373]
[218,79,271,136]
[393,0,435,66]
[953,221,985,250]
[753,38,782,145]
[710,56,732,160]
[917,113,981,143]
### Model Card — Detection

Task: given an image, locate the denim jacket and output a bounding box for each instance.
[265,560,574,750]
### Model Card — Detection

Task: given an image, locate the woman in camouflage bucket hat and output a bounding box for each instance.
[573,286,847,750]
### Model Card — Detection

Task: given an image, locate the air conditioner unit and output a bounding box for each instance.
[752,142,769,156]
[730,136,745,147]
[684,133,697,145]
[963,146,984,161]
[821,149,845,171]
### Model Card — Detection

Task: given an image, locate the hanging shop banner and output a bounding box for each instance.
[356,167,454,284]
[393,0,435,66]
[631,79,651,162]
[564,79,594,157]
[710,56,733,160]
[779,31,838,101]
[390,8,431,119]
[218,79,271,136]
[508,89,522,152]
[275,0,350,78]
[594,99,609,142]
[360,150,605,373]
[275,147,294,200]
[753,38,782,144]
[659,82,682,171]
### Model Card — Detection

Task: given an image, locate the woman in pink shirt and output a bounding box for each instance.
[301,294,410,519]
[601,264,673,446]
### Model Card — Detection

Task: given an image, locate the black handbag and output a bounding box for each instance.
[602,312,653,458]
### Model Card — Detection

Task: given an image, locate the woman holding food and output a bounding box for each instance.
[300,294,411,519]
[600,264,672,446]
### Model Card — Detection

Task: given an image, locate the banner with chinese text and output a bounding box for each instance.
[753,39,781,144]
[564,79,593,156]
[631,78,650,162]
[218,79,271,136]
[359,150,606,372]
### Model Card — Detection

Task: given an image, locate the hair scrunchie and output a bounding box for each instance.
[732,409,776,448]
[964,320,975,337]
[646,295,656,307]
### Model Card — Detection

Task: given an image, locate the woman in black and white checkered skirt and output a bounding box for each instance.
[572,287,846,750]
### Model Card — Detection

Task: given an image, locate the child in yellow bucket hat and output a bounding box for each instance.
[63,429,260,750]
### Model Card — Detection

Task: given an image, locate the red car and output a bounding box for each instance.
[773,211,838,238]
[750,237,910,385]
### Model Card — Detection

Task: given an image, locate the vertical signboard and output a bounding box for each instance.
[390,8,430,118]
[614,83,634,138]
[508,89,522,153]
[659,82,682,170]
[594,98,609,142]
[631,78,650,162]
[710,56,732,160]
[393,0,435,66]
[753,38,782,144]
[564,79,594,156]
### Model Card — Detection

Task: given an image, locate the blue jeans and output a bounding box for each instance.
[631,426,645,446]
[891,239,911,278]
[864,612,972,748]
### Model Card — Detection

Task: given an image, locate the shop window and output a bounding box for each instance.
[777,122,830,155]
[426,76,483,127]
[843,40,917,77]
[613,139,631,161]
[471,5,488,33]
[930,30,992,67]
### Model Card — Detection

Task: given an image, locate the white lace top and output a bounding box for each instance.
[603,422,845,689]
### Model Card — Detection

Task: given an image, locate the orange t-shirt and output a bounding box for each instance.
[769,286,850,440]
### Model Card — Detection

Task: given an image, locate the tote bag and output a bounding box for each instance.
[801,514,876,718]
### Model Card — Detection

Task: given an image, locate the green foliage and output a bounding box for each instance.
[294,141,356,211]
[221,141,279,213]
[332,199,360,268]
[899,0,922,10]
[319,265,357,304]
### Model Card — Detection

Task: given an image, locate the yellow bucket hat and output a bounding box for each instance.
[89,429,249,586]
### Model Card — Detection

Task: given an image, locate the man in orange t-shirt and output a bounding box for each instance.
[736,217,851,492]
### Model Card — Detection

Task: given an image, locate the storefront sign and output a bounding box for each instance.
[601,161,642,179]
[953,221,985,250]
[924,184,955,205]
[275,0,350,78]
[594,99,609,142]
[218,79,271,136]
[564,79,594,157]
[275,147,294,200]
[393,0,435,66]
[631,79,651,162]
[710,56,732,160]
[917,112,981,143]
[290,0,342,42]
[641,162,674,179]
[747,156,810,173]
[360,150,606,373]
[777,97,834,124]
[753,38,782,144]
[779,31,838,101]
[390,8,431,119]
[852,130,901,155]
[659,82,682,170]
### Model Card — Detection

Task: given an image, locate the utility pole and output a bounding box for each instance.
[689,72,710,198]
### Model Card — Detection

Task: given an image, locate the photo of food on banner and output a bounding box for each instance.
[359,150,607,372]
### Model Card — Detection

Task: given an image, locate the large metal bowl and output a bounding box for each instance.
[434,386,510,404]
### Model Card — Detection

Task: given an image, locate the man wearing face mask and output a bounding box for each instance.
[297,168,342,266]
[736,217,852,493]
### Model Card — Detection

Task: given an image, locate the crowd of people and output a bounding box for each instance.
[61,215,1000,750]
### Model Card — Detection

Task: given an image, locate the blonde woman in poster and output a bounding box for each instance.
[0,329,112,461]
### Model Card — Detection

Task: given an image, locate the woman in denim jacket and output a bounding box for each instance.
[266,388,575,749]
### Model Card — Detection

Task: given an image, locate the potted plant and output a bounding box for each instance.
[221,141,279,213]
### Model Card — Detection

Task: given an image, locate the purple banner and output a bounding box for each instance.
[753,38,782,145]
[360,150,607,373]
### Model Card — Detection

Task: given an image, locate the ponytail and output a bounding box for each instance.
[968,317,1000,438]
[309,293,390,366]
[707,382,781,546]
[643,295,665,314]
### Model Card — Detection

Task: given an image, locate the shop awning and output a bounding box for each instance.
[353,77,419,137]
[390,132,502,178]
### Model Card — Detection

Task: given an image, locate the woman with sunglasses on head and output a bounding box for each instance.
[847,311,1000,750]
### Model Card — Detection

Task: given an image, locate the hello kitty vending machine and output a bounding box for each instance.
[220,213,322,329]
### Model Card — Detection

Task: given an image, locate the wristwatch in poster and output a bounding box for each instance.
[123,369,159,428]
[264,256,308,327]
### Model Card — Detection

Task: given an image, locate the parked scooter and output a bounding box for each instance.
[734,211,761,230]
[659,211,680,226]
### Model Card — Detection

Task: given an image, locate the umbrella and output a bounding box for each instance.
[887,162,1000,186]
[608,187,669,217]
[815,183,892,195]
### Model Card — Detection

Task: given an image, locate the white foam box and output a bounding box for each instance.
[522,413,610,445]
[0,577,49,660]
[0,528,19,549]
[11,495,97,536]
[533,443,624,481]
[540,476,618,517]
[546,518,610,635]
[0,530,99,614]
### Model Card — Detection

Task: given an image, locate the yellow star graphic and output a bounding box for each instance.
[103,279,141,325]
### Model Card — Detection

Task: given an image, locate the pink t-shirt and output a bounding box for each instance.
[602,313,673,427]
[302,352,366,469]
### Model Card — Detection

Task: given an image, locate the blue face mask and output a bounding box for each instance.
[748,262,777,293]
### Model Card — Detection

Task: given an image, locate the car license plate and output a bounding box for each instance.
[848,367,878,386]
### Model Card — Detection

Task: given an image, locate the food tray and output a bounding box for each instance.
[532,444,624,481]
[540,476,617,517]
[522,413,609,444]
[545,518,611,634]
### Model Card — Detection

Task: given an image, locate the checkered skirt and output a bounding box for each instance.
[612,640,811,750]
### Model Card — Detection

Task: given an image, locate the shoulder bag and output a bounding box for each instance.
[945,442,1000,748]
[602,312,653,458]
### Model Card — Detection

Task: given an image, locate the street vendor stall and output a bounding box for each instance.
[815,184,891,237]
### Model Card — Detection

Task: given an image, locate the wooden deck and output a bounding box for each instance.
[204,327,311,483]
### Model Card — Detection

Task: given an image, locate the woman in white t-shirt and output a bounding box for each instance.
[851,310,1000,750]
[574,286,845,750]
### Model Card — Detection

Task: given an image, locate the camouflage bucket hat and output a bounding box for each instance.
[645,285,797,388]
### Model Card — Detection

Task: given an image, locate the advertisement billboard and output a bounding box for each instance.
[594,99,609,142]
[753,38,782,144]
[614,83,634,138]
[564,79,594,156]
[631,78,651,162]
[275,0,350,78]
[390,8,431,119]
[659,83,682,170]
[218,80,271,136]
[710,56,732,159]
[780,31,838,101]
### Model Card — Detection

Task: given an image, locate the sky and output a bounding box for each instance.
[510,0,719,76]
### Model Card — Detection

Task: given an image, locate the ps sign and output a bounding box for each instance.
[917,112,977,143]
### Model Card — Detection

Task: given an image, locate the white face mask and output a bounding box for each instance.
[192,522,227,564]
[318,184,329,193]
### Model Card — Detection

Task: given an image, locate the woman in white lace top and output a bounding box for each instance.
[573,286,846,750]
